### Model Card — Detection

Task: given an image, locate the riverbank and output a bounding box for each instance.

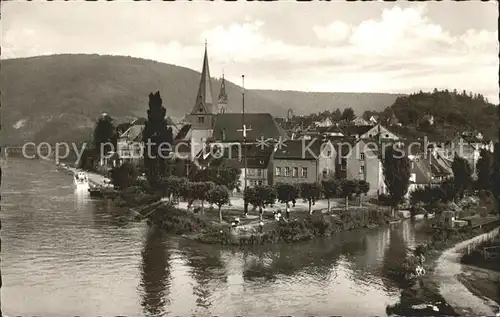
[185,204,400,246]
[386,226,500,316]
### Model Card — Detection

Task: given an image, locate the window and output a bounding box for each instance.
[257,169,263,177]
[302,167,308,177]
[360,153,365,160]
[327,150,332,157]
[360,166,365,174]
[322,169,328,178]
[411,161,415,169]
[258,180,263,186]
[293,167,298,177]
[275,167,281,176]
[197,116,204,124]
[284,167,291,177]
[340,159,347,171]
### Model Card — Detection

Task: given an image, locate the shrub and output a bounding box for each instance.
[150,203,209,234]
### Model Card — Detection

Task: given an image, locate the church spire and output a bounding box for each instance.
[190,41,216,115]
[218,72,228,106]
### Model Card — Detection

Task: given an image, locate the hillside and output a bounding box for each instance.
[377,90,499,141]
[1,54,401,145]
[253,90,404,117]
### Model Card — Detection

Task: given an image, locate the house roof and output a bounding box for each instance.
[119,124,143,141]
[212,113,288,142]
[317,125,344,135]
[175,124,192,141]
[412,158,434,184]
[339,125,373,137]
[351,117,371,125]
[273,139,324,160]
[199,143,273,169]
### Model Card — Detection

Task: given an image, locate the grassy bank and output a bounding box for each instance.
[196,208,397,246]
[386,226,496,316]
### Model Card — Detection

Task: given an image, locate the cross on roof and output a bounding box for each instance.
[237,124,252,139]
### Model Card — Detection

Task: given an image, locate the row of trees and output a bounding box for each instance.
[285,107,356,129]
[243,179,370,220]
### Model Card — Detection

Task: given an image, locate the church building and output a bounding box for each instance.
[178,43,288,160]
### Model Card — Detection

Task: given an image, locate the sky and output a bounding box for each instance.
[2,1,499,104]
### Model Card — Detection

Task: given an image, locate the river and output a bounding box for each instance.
[1,158,432,316]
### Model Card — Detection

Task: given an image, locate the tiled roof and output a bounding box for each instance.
[340,125,373,137]
[200,143,273,169]
[317,125,344,135]
[273,139,323,160]
[119,125,143,141]
[212,113,289,142]
[175,124,192,141]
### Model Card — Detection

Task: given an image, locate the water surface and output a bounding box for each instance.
[1,158,430,316]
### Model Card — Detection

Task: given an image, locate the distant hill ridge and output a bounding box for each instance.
[0,54,402,145]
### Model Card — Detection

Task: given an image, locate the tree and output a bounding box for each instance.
[452,156,472,199]
[337,179,358,211]
[382,147,411,217]
[275,183,300,217]
[355,180,370,207]
[179,180,196,210]
[78,147,97,171]
[476,149,494,190]
[245,185,277,220]
[207,185,230,222]
[142,91,174,187]
[110,162,138,189]
[93,114,117,164]
[203,158,241,192]
[321,179,338,212]
[341,107,355,122]
[332,109,342,122]
[243,186,256,216]
[194,181,216,214]
[300,182,323,215]
[159,176,184,203]
[440,179,458,203]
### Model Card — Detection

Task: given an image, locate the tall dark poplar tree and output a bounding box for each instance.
[382,146,411,217]
[475,149,494,190]
[142,91,173,186]
[93,114,117,163]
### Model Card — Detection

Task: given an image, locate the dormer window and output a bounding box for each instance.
[199,106,204,113]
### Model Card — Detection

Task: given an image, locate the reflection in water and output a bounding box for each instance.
[74,186,89,209]
[140,226,171,317]
[180,240,227,310]
[382,225,409,291]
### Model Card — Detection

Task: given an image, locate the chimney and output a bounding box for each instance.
[221,129,226,141]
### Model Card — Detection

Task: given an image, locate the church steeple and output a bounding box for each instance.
[217,72,228,113]
[191,41,216,115]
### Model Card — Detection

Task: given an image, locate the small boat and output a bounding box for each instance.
[74,171,89,187]
[88,186,104,198]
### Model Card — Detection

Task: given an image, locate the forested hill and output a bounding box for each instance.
[369,89,499,141]
[1,54,401,145]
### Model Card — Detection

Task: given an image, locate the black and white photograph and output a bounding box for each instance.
[1,1,499,316]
